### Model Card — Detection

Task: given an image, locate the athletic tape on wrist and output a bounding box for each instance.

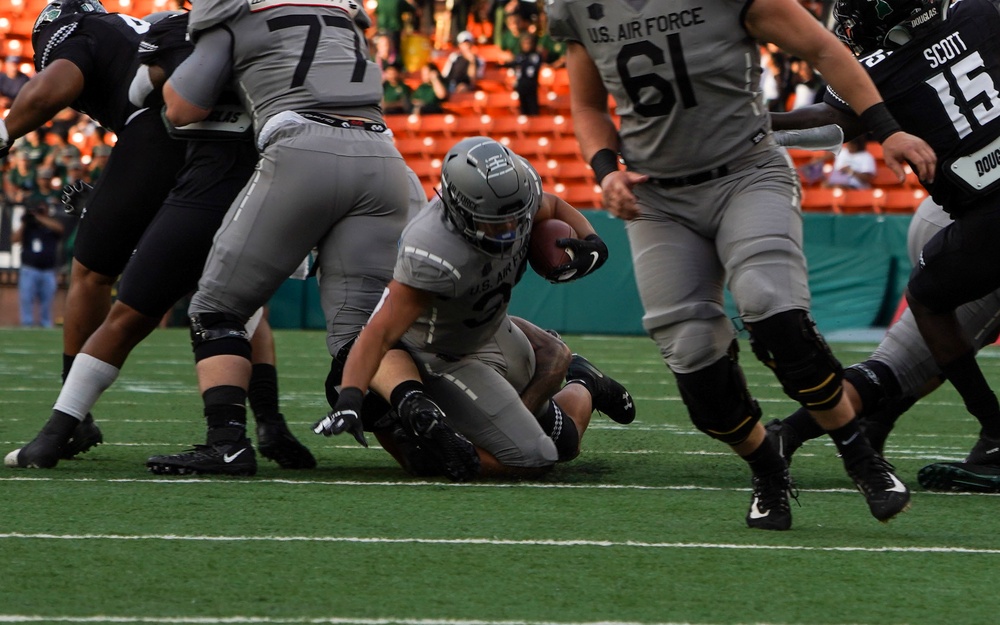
[590,149,620,185]
[860,103,903,144]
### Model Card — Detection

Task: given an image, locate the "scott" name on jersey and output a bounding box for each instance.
[923,32,968,69]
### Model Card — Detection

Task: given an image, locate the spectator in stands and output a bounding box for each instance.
[376,0,417,62]
[411,62,448,114]
[382,63,413,114]
[13,169,66,328]
[46,128,82,182]
[535,7,565,68]
[789,58,825,110]
[0,56,30,109]
[442,31,484,93]
[372,33,399,71]
[14,130,51,169]
[88,142,112,183]
[825,136,877,189]
[496,10,531,64]
[449,0,478,45]
[509,33,542,116]
[4,151,38,205]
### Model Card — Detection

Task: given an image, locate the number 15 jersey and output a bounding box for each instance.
[547,0,772,178]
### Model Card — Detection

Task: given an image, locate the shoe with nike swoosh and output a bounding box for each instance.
[746,468,796,531]
[146,439,257,476]
[846,454,910,522]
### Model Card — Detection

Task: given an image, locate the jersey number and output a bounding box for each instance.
[465,283,512,328]
[925,51,1000,139]
[616,34,696,117]
[267,14,366,88]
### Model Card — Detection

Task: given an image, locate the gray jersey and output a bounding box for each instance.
[188,0,383,138]
[547,0,772,177]
[394,199,535,357]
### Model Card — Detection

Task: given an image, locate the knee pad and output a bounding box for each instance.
[189,312,251,362]
[674,341,761,445]
[844,360,902,419]
[748,309,844,412]
[537,400,580,461]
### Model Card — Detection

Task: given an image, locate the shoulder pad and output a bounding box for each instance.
[545,0,581,43]
[188,0,243,38]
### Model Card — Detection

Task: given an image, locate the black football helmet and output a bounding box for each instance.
[439,137,540,256]
[833,0,950,56]
[32,0,107,55]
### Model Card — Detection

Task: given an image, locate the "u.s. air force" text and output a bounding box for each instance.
[587,8,704,44]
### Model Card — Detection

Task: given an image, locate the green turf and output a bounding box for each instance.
[1,327,998,625]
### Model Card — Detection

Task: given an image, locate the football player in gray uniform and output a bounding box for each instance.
[767,196,1000,493]
[548,0,937,529]
[144,0,410,476]
[314,137,636,478]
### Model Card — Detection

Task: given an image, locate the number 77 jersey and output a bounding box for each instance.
[546,0,772,178]
[188,0,382,127]
[825,0,1000,211]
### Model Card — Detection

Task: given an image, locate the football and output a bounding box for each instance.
[529,218,577,279]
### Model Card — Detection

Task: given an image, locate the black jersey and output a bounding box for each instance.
[825,0,1000,212]
[33,12,149,132]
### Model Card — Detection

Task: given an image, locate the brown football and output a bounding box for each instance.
[529,218,577,278]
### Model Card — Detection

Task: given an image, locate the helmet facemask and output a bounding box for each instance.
[439,137,539,256]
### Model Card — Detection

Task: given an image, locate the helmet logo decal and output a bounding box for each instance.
[874,0,893,19]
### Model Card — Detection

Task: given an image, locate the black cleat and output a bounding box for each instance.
[566,354,635,424]
[147,439,257,476]
[5,412,79,469]
[965,435,1000,465]
[846,454,911,522]
[256,417,317,469]
[746,468,796,531]
[388,424,446,478]
[764,418,802,466]
[917,462,1000,493]
[398,392,479,482]
[60,413,103,459]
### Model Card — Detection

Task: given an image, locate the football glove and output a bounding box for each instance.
[61,180,94,216]
[312,386,368,447]
[548,234,609,283]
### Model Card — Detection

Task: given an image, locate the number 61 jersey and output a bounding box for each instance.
[825,0,1000,213]
[546,0,771,179]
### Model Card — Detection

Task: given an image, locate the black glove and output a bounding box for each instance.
[547,234,609,283]
[61,180,93,216]
[312,386,368,447]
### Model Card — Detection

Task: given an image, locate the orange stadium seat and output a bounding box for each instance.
[554,182,602,209]
[880,188,927,213]
[837,189,880,214]
[800,187,839,212]
[490,114,531,139]
[552,160,594,185]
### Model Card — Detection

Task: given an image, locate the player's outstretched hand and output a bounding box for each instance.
[550,234,608,282]
[600,170,649,220]
[882,131,936,185]
[312,386,368,447]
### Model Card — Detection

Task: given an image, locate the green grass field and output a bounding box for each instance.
[1,327,998,625]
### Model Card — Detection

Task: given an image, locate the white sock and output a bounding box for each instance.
[53,353,121,420]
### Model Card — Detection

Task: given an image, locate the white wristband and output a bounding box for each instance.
[0,117,9,150]
[128,65,155,108]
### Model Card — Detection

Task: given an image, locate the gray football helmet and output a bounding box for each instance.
[439,137,540,255]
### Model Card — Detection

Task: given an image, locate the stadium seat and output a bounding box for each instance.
[395,136,440,160]
[880,188,927,213]
[837,189,880,214]
[872,166,906,188]
[800,187,838,212]
[554,182,602,209]
[552,160,595,185]
[475,91,520,116]
[490,114,531,139]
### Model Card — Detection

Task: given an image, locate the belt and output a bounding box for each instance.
[300,112,388,133]
[652,165,730,188]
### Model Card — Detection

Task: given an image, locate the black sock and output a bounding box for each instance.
[744,436,786,478]
[828,419,875,466]
[784,407,825,442]
[248,363,280,423]
[203,385,247,441]
[941,351,1000,439]
[62,353,75,384]
[390,379,426,413]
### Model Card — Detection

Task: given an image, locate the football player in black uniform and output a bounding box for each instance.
[5,10,316,472]
[772,0,1000,490]
[0,0,187,458]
